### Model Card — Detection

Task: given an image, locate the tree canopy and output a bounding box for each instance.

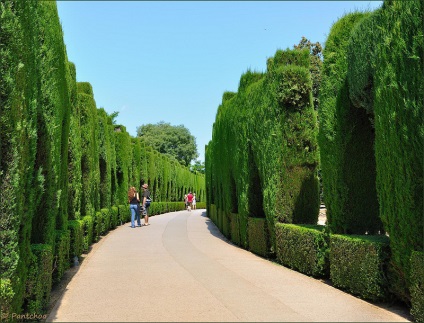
[136,121,198,166]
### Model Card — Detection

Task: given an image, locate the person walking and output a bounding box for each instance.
[184,194,188,210]
[128,186,141,228]
[186,192,193,211]
[142,183,151,226]
[192,193,197,210]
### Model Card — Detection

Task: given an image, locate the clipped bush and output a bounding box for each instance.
[118,204,129,224]
[53,230,70,284]
[196,202,206,209]
[330,234,390,301]
[247,218,269,257]
[110,206,119,229]
[275,224,329,277]
[410,251,424,322]
[68,220,83,260]
[24,245,53,314]
[100,208,111,234]
[318,11,382,235]
[81,215,94,253]
[93,211,103,242]
[0,278,14,317]
[230,213,241,246]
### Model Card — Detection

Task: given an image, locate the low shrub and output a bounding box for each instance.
[410,251,424,322]
[0,278,14,317]
[196,202,206,209]
[81,215,94,253]
[118,204,129,224]
[230,213,241,246]
[24,244,53,314]
[110,206,119,229]
[53,230,70,285]
[68,220,83,260]
[92,212,103,242]
[209,204,217,224]
[248,217,269,257]
[222,211,231,239]
[275,224,329,277]
[100,208,110,234]
[330,234,390,301]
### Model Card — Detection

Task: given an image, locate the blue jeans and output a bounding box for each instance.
[130,204,140,227]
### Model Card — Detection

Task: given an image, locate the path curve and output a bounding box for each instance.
[47,210,409,322]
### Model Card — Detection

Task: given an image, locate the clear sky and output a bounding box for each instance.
[57,1,382,162]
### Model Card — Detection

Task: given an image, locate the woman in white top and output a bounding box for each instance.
[192,193,197,210]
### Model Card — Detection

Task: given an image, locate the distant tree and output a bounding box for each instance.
[190,160,205,174]
[136,121,198,166]
[294,36,323,110]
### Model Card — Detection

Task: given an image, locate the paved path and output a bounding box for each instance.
[47,210,409,322]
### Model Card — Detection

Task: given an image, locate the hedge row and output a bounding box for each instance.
[0,0,205,316]
[319,0,423,307]
[205,47,320,255]
[206,1,422,319]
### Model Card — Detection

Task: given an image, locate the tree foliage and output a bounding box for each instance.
[294,36,323,110]
[136,121,198,166]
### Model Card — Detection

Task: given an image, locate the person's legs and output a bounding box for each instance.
[130,204,136,228]
[136,205,141,226]
[144,205,149,225]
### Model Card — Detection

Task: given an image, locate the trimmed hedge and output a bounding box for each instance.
[410,251,424,322]
[81,215,94,253]
[275,224,329,277]
[100,208,111,234]
[329,234,390,301]
[68,220,83,259]
[318,11,382,235]
[110,206,119,229]
[206,48,319,256]
[24,244,53,313]
[52,230,70,285]
[230,213,241,246]
[248,218,269,257]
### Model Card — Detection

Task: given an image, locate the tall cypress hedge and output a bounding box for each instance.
[371,0,423,301]
[78,82,100,217]
[320,0,423,304]
[318,12,383,235]
[67,62,82,219]
[0,0,39,313]
[206,48,319,253]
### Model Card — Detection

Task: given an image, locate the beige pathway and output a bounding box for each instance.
[47,210,410,322]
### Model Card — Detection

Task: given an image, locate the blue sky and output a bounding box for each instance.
[57,1,382,162]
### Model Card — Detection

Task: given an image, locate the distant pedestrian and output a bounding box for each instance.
[184,194,188,209]
[142,183,151,226]
[192,193,197,210]
[128,186,141,228]
[186,192,193,211]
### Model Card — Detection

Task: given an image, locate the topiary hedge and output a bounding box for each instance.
[24,244,53,314]
[52,230,70,285]
[329,234,390,301]
[68,220,83,260]
[247,218,269,257]
[275,224,329,277]
[410,251,424,322]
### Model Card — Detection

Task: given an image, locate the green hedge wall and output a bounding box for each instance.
[247,218,269,257]
[321,1,423,303]
[68,220,83,259]
[318,12,382,235]
[371,1,423,303]
[53,230,70,285]
[410,251,424,322]
[329,234,390,302]
[81,215,94,253]
[206,48,319,255]
[24,244,53,314]
[275,224,329,277]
